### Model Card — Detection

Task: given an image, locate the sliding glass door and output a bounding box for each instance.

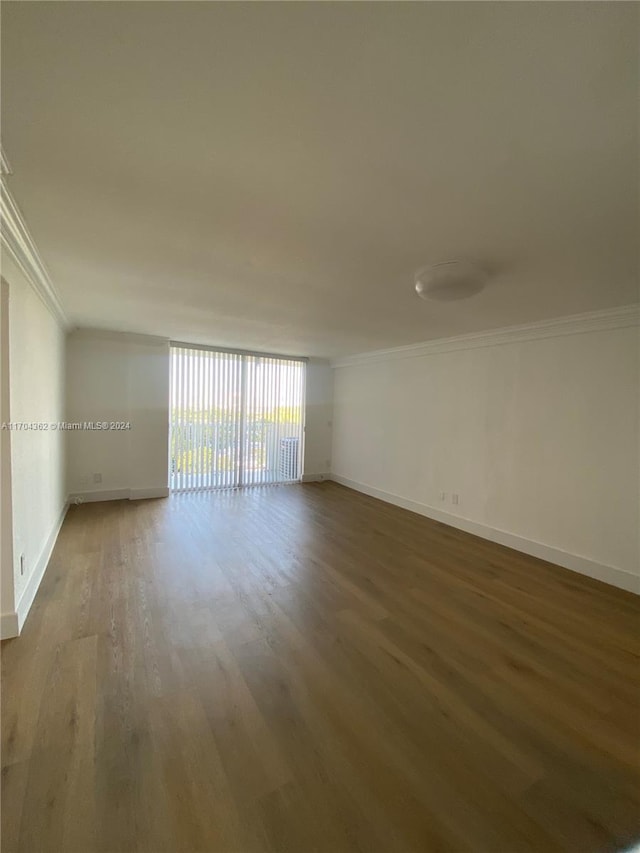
[169,345,305,491]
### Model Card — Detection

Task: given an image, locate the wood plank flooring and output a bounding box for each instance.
[2,482,639,852]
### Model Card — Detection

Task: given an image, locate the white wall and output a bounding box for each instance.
[66,329,170,500]
[1,254,67,635]
[303,359,333,481]
[331,316,639,592]
[66,338,332,496]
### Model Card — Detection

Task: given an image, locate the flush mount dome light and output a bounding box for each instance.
[414,260,487,301]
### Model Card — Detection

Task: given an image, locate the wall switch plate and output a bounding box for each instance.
[452,494,459,505]
[439,491,446,501]
[20,553,25,576]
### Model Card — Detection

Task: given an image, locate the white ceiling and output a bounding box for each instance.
[2,1,638,357]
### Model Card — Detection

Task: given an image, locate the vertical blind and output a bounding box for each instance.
[169,345,306,491]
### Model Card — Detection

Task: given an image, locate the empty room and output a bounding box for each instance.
[1,1,639,851]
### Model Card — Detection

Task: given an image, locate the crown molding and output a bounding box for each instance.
[0,147,12,177]
[1,172,69,329]
[69,327,170,347]
[332,304,640,368]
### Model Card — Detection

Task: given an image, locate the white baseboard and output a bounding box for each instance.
[13,500,69,636]
[68,486,170,504]
[68,488,129,503]
[330,474,639,595]
[301,473,329,483]
[130,486,170,500]
[1,610,19,640]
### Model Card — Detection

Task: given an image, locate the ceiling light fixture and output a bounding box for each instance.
[414,260,487,301]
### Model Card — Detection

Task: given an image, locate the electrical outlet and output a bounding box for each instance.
[452,494,459,505]
[19,553,25,576]
[93,472,102,484]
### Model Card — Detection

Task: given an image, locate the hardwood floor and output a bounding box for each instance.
[2,482,639,853]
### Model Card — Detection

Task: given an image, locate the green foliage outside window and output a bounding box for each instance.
[170,406,301,475]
